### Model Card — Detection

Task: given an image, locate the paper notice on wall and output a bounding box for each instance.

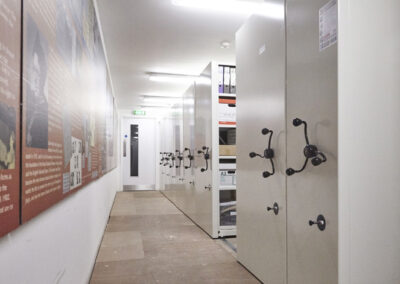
[62,173,70,194]
[319,0,337,51]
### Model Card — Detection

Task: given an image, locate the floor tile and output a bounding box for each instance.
[96,231,144,262]
[91,191,260,283]
[100,231,143,248]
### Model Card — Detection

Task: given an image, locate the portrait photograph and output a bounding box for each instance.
[25,14,49,149]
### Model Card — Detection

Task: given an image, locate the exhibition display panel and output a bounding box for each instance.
[21,0,117,222]
[0,0,22,237]
[0,0,118,237]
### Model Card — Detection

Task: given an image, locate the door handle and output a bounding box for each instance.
[123,139,127,157]
[266,202,279,215]
[309,214,326,231]
[163,152,175,168]
[183,148,194,169]
[163,153,171,167]
[197,146,210,172]
[169,153,175,168]
[286,118,327,176]
[175,150,183,168]
[249,128,275,178]
[204,185,212,191]
[163,156,169,166]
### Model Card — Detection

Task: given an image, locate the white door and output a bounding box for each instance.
[121,117,156,190]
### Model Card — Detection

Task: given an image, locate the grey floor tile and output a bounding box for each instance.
[91,191,260,283]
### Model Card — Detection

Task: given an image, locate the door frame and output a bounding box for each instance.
[121,115,158,190]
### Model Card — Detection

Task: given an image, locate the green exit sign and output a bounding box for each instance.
[133,110,146,116]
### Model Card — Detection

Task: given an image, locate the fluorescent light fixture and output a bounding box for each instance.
[171,0,284,19]
[142,96,182,105]
[148,73,199,84]
[139,106,170,111]
[143,92,183,98]
[140,104,172,108]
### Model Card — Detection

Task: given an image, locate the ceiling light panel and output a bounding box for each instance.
[143,93,183,98]
[140,104,172,108]
[148,73,199,84]
[171,0,284,19]
[142,96,182,105]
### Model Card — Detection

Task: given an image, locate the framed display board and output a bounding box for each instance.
[21,0,117,222]
[0,0,21,237]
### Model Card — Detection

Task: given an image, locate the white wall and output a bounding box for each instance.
[338,1,400,283]
[0,167,121,284]
[155,119,161,190]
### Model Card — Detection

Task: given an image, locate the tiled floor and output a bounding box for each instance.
[90,191,259,284]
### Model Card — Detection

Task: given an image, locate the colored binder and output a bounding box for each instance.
[223,66,230,93]
[218,66,224,93]
[230,67,236,94]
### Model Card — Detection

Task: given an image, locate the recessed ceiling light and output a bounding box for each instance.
[220,41,231,49]
[171,0,284,19]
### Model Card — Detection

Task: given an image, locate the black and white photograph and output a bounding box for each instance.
[68,0,87,38]
[56,0,77,75]
[0,102,16,170]
[70,137,82,190]
[63,105,72,168]
[25,14,49,149]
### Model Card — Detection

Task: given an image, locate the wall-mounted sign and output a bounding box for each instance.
[133,110,146,116]
[0,0,21,237]
[21,0,118,223]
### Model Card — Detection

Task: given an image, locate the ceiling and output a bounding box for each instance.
[96,0,250,110]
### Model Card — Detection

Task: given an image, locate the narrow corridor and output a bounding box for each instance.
[90,191,259,283]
